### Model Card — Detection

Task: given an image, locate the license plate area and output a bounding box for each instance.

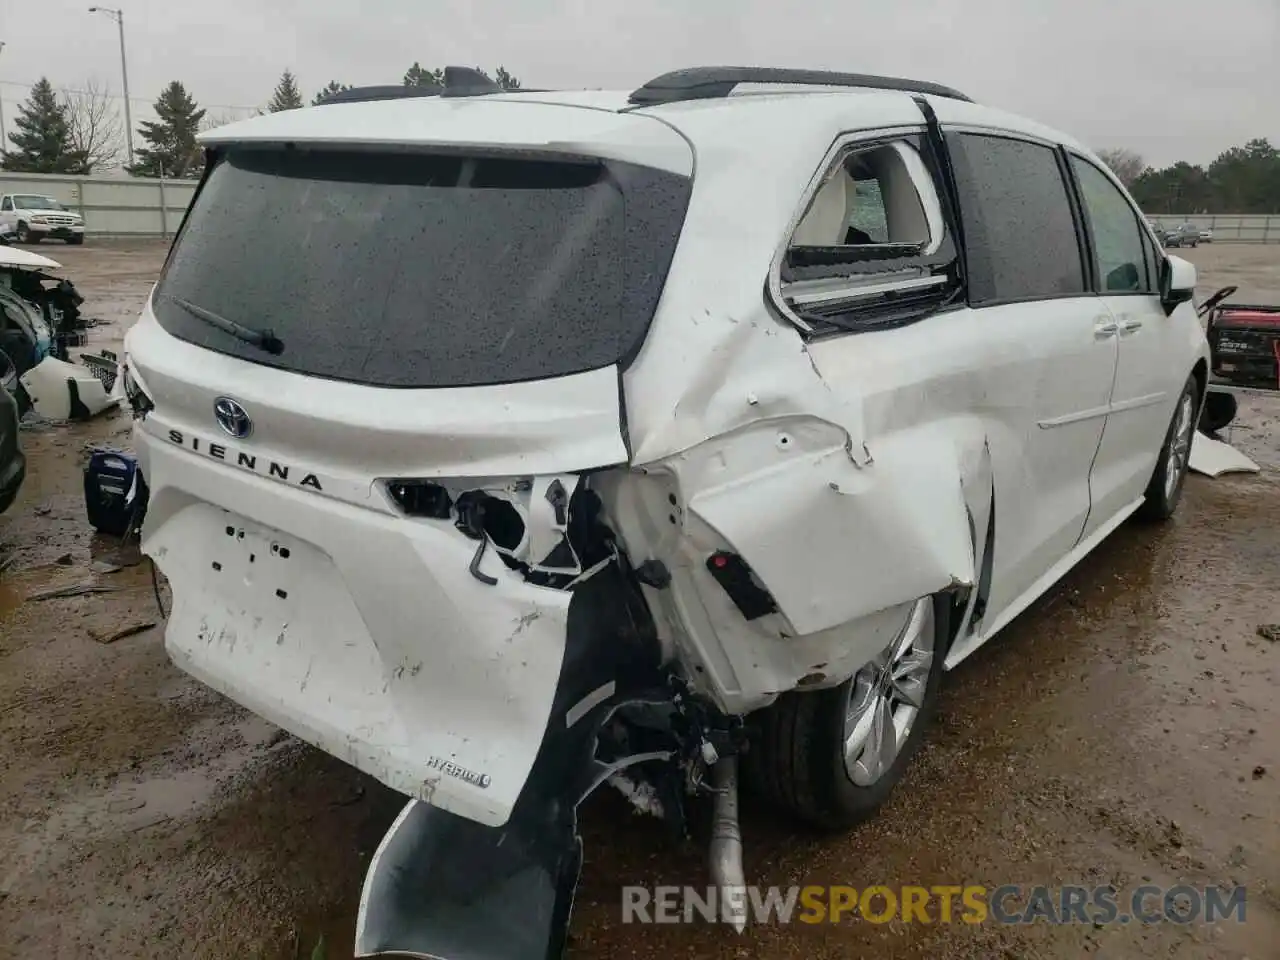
[207,514,304,615]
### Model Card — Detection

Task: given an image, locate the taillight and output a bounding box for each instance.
[705,551,777,620]
[386,480,453,519]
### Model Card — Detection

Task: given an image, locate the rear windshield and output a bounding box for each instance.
[153,148,690,388]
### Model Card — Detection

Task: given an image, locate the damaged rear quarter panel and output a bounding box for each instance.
[682,420,976,637]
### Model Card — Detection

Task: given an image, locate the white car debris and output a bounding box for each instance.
[1188,432,1260,476]
[118,66,1213,959]
[1,247,116,421]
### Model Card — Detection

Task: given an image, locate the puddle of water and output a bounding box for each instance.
[0,710,287,898]
[0,577,23,619]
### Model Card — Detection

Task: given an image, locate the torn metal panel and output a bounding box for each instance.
[354,564,713,960]
[679,422,974,637]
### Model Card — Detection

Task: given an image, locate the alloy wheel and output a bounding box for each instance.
[843,598,935,787]
[1165,392,1195,501]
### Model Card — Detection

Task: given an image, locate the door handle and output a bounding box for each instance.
[1120,318,1143,335]
[1094,319,1119,339]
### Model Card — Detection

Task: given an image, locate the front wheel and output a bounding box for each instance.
[1137,374,1198,522]
[67,236,85,246]
[745,595,947,830]
[15,222,36,244]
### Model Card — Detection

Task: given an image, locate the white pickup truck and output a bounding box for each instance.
[0,193,85,245]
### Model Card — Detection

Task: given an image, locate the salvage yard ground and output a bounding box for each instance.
[0,241,1277,959]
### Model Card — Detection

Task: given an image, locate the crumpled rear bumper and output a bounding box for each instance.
[140,426,582,828]
[353,562,676,959]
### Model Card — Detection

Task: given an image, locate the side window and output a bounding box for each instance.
[947,133,1086,305]
[1070,156,1154,293]
[778,135,959,335]
[0,197,11,212]
[791,140,935,252]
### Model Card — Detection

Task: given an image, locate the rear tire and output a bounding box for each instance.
[1137,374,1198,522]
[745,595,948,830]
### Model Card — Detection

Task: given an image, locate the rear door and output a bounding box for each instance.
[1066,153,1180,534]
[941,131,1119,618]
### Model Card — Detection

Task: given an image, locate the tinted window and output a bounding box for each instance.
[948,134,1085,304]
[153,149,690,389]
[1069,158,1154,293]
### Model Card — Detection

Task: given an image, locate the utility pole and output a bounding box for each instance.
[89,7,134,167]
[0,41,7,150]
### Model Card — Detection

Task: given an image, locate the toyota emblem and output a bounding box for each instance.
[213,397,253,439]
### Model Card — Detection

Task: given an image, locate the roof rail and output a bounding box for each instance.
[627,67,973,106]
[316,67,507,105]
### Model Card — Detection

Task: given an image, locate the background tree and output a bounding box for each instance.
[1,77,88,173]
[61,79,124,172]
[267,70,304,112]
[402,63,522,90]
[1206,138,1280,214]
[311,81,352,105]
[492,66,522,91]
[403,63,444,87]
[1130,162,1213,215]
[1095,147,1146,188]
[130,81,206,179]
[1104,138,1280,215]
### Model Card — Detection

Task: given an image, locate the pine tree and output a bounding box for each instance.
[1,78,88,173]
[493,67,522,91]
[130,81,206,179]
[311,81,352,106]
[403,63,444,88]
[267,70,304,112]
[401,64,522,90]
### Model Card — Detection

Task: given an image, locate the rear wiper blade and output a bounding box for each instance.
[160,294,284,355]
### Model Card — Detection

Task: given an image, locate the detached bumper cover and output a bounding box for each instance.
[355,563,671,960]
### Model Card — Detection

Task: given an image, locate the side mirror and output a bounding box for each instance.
[1159,254,1196,316]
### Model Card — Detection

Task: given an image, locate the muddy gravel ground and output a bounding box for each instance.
[1,241,1277,959]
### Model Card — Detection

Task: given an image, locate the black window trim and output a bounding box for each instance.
[1063,149,1162,298]
[942,127,1094,311]
[767,123,965,339]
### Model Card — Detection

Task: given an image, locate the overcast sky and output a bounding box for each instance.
[1,0,1276,167]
